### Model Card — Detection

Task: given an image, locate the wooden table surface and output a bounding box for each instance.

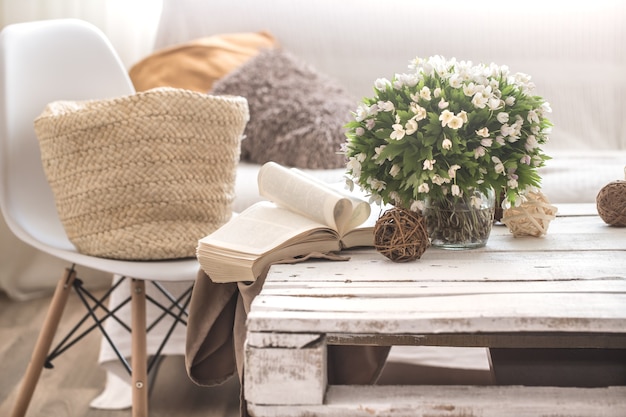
[244,204,626,417]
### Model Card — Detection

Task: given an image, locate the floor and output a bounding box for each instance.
[0,288,497,417]
[0,290,240,417]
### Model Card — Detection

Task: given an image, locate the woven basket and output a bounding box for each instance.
[34,87,249,260]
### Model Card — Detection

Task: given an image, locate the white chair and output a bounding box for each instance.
[0,19,200,417]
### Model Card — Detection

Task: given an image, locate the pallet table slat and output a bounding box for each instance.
[248,385,626,417]
[244,206,626,416]
[266,250,626,284]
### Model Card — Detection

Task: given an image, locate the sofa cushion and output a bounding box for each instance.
[210,48,355,169]
[129,31,277,92]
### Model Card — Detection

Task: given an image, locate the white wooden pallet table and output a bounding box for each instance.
[244,204,626,417]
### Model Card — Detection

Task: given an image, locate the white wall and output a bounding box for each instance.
[0,0,163,68]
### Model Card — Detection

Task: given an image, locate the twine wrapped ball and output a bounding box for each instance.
[596,180,626,227]
[502,191,558,237]
[374,207,430,262]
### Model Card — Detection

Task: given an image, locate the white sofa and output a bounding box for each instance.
[3,0,625,300]
[156,0,626,211]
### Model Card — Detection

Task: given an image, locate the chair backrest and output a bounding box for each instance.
[0,19,135,251]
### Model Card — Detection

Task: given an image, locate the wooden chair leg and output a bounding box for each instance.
[10,268,77,417]
[131,279,148,417]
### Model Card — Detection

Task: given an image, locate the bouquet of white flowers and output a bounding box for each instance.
[343,55,552,212]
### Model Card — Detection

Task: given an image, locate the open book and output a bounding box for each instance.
[196,162,379,283]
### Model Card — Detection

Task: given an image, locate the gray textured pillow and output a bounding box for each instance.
[210,48,355,169]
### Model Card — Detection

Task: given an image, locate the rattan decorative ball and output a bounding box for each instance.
[596,180,626,227]
[502,191,558,237]
[374,207,430,262]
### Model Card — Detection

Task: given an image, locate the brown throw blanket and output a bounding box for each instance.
[185,254,390,416]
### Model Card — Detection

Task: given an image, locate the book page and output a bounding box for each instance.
[198,201,339,255]
[257,162,370,236]
[324,181,375,233]
[339,204,389,248]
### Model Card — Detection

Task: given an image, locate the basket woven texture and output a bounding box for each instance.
[35,87,249,260]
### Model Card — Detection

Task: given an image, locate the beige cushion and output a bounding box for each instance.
[129,31,277,92]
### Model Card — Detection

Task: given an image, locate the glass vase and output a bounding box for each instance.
[424,188,496,250]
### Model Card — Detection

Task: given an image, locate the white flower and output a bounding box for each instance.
[487,97,502,111]
[347,157,362,177]
[390,123,406,140]
[389,164,401,177]
[368,194,383,205]
[367,176,386,191]
[423,159,436,170]
[527,109,540,124]
[405,119,418,135]
[463,82,477,97]
[374,78,391,91]
[378,100,395,112]
[496,112,509,124]
[408,57,424,71]
[442,138,453,150]
[492,156,505,174]
[480,138,493,147]
[525,135,539,151]
[541,102,552,113]
[474,146,486,159]
[355,103,375,122]
[393,73,419,88]
[500,124,515,137]
[476,127,490,138]
[439,110,454,127]
[389,191,401,204]
[470,195,483,209]
[344,176,355,191]
[438,98,449,109]
[472,91,489,109]
[513,72,532,87]
[410,103,427,121]
[447,115,464,129]
[451,184,461,196]
[432,174,447,185]
[373,145,386,161]
[419,86,431,101]
[410,200,425,212]
[439,111,465,129]
[448,164,461,178]
[449,74,463,88]
[418,183,430,193]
